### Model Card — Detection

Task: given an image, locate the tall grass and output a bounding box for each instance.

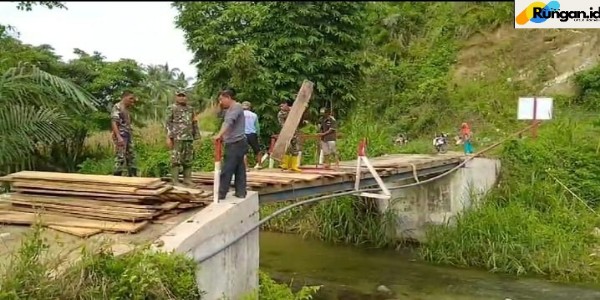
[421,119,600,283]
[259,114,400,248]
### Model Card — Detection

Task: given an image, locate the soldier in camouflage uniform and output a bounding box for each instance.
[166,90,199,186]
[111,90,137,176]
[277,99,302,172]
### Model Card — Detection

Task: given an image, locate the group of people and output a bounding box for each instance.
[109,89,339,201]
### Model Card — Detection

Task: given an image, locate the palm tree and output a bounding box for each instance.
[143,64,192,121]
[0,62,97,172]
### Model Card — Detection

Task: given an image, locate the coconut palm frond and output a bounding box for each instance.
[0,104,72,167]
[0,62,99,111]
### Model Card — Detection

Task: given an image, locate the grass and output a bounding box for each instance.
[0,226,319,300]
[0,226,203,299]
[419,117,600,283]
[421,179,600,283]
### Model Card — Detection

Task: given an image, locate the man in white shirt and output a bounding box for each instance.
[242,101,263,170]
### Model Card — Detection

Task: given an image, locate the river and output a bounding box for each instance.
[260,231,600,300]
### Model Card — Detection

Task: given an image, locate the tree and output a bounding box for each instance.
[15,1,66,11]
[143,64,190,122]
[173,1,367,137]
[0,62,97,171]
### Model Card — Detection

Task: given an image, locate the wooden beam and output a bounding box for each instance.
[271,80,314,161]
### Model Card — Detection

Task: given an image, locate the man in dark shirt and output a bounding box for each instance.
[214,88,248,200]
[318,107,339,169]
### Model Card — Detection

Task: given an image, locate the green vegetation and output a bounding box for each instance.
[243,272,320,300]
[0,226,203,299]
[4,0,600,290]
[0,227,319,300]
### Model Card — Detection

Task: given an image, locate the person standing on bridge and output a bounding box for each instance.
[277,99,303,172]
[166,90,199,187]
[460,122,474,155]
[242,101,263,170]
[318,107,339,169]
[111,90,137,177]
[214,88,248,200]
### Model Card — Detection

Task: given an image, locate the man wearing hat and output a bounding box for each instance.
[242,101,263,170]
[277,99,302,172]
[165,90,199,186]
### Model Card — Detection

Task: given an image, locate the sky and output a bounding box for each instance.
[0,2,197,81]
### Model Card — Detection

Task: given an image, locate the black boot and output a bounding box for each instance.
[113,171,123,176]
[128,168,138,177]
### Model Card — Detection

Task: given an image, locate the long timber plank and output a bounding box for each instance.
[271,80,314,161]
[2,171,160,187]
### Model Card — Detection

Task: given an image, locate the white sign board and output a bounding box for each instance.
[517,97,553,120]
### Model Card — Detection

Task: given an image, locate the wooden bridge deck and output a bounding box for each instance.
[188,152,466,203]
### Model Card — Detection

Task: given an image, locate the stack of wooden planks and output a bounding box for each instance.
[0,171,213,238]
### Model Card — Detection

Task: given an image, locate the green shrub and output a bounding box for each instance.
[0,226,203,299]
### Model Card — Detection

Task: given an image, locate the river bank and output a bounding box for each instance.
[260,231,600,300]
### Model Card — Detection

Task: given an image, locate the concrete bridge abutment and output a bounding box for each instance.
[376,157,501,241]
[155,192,260,300]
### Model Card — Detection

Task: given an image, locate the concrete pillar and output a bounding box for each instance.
[155,192,260,299]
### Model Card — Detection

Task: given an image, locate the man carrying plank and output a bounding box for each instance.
[277,99,302,172]
[213,88,248,200]
[111,90,137,177]
[165,90,199,187]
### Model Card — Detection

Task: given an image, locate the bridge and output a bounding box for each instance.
[0,148,497,300]
[186,153,465,203]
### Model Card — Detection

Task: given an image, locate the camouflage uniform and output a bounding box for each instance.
[277,109,300,156]
[111,102,136,176]
[166,103,199,167]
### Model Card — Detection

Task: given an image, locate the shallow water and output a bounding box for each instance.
[259,231,600,300]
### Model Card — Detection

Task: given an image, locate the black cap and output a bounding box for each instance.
[282,99,293,107]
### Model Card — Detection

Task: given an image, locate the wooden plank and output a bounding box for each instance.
[159,202,180,211]
[271,80,314,161]
[0,210,148,233]
[134,186,172,196]
[5,171,160,187]
[8,204,153,222]
[252,171,323,181]
[13,188,148,202]
[47,225,102,238]
[2,194,157,214]
[192,173,293,185]
[11,181,139,194]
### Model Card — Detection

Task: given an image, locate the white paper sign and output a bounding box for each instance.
[517,97,553,120]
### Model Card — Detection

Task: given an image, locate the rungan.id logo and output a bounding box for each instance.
[515,0,600,28]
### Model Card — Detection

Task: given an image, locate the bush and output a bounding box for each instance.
[243,272,320,300]
[0,226,203,299]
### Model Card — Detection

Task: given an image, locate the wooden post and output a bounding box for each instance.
[532,97,538,139]
[270,80,314,161]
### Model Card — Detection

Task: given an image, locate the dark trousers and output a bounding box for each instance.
[219,139,248,199]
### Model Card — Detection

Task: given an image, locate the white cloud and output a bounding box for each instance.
[0,2,196,83]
